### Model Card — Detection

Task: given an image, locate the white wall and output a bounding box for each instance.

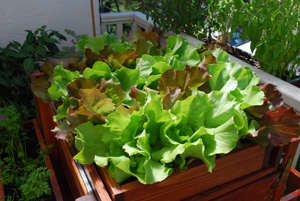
[0,0,100,48]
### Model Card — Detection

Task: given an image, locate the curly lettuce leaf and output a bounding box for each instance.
[100,78,126,106]
[83,61,112,83]
[80,88,115,115]
[67,78,98,99]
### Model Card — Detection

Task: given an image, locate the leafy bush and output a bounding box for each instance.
[139,0,300,80]
[0,26,66,117]
[231,0,300,80]
[139,0,217,40]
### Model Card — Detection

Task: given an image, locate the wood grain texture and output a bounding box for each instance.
[57,139,88,198]
[213,171,281,201]
[185,167,275,201]
[97,166,124,201]
[84,164,112,201]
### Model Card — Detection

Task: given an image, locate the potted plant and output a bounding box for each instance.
[31,30,300,200]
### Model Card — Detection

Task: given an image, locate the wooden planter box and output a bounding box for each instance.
[0,119,63,201]
[31,72,300,200]
[31,90,300,200]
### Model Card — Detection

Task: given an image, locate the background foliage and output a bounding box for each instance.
[0,26,66,118]
[102,0,300,81]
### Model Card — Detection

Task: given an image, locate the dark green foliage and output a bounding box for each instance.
[139,0,216,40]
[0,106,52,201]
[230,0,300,80]
[0,26,66,118]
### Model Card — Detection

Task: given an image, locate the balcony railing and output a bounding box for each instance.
[100,11,300,167]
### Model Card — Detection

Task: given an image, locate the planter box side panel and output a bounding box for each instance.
[100,143,266,201]
[213,170,281,201]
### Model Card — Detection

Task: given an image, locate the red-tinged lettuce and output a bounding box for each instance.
[129,29,167,56]
[53,106,106,143]
[67,77,98,99]
[157,66,211,110]
[100,78,126,106]
[250,107,300,147]
[31,63,55,103]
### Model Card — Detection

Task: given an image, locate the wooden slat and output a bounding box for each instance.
[281,189,300,201]
[97,166,124,201]
[33,119,64,201]
[84,164,112,201]
[185,167,274,201]
[214,171,281,201]
[273,139,300,200]
[36,98,60,169]
[57,139,88,198]
[115,143,265,201]
[286,167,300,191]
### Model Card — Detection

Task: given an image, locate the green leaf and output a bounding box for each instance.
[23,58,35,77]
[152,62,171,75]
[240,85,264,109]
[48,76,69,101]
[83,62,112,83]
[114,67,140,93]
[0,72,11,87]
[207,63,237,92]
[53,100,70,122]
[74,122,110,164]
[171,91,211,130]
[76,35,105,53]
[205,91,236,128]
[136,55,157,78]
[203,117,239,156]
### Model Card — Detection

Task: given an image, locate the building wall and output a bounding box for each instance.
[0,0,100,48]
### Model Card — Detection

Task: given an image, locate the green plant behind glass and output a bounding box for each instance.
[0,26,66,118]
